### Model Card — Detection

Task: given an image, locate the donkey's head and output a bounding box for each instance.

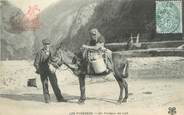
[50,44,87,76]
[50,45,76,68]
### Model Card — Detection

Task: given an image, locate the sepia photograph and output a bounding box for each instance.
[0,0,184,115]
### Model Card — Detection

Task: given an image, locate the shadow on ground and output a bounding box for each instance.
[0,93,80,103]
[0,93,125,104]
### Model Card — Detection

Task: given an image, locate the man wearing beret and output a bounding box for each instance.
[34,39,67,103]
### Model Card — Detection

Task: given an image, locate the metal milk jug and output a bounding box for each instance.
[90,52,107,74]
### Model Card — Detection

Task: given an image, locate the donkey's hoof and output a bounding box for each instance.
[122,99,127,103]
[78,99,85,104]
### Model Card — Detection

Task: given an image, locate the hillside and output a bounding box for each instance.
[63,0,184,52]
[63,0,156,52]
[0,1,35,60]
[1,0,183,60]
[0,0,101,60]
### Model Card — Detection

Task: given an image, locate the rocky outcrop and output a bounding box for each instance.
[32,0,100,54]
[63,0,156,52]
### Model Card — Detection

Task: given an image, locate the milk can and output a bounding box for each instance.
[89,52,107,74]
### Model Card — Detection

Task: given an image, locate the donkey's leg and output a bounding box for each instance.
[114,75,123,104]
[78,74,86,104]
[122,78,128,103]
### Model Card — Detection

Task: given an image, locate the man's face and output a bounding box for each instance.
[90,32,97,41]
[43,44,50,51]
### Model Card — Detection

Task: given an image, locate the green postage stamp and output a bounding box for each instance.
[156,0,183,33]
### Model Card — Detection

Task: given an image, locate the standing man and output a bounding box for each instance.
[34,39,67,103]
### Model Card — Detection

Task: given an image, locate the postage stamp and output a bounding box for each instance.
[156,0,183,33]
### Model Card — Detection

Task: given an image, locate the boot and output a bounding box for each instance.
[44,94,50,103]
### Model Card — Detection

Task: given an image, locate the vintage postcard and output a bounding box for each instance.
[0,0,184,115]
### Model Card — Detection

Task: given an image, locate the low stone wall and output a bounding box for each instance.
[106,40,184,51]
[114,48,184,57]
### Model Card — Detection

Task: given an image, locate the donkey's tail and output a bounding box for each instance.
[122,61,129,78]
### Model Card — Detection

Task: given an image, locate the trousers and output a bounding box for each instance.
[40,70,63,102]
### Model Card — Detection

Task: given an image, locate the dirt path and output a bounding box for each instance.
[0,78,184,115]
[0,57,184,115]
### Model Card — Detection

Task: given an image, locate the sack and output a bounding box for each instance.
[27,78,37,87]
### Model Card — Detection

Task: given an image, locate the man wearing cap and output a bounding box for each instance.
[34,39,67,103]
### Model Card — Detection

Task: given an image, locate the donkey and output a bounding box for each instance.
[49,48,129,104]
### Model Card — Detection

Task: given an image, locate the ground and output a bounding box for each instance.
[0,57,184,115]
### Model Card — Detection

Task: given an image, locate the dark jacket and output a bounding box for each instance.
[34,48,52,74]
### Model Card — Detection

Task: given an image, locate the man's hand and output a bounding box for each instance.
[49,64,56,73]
